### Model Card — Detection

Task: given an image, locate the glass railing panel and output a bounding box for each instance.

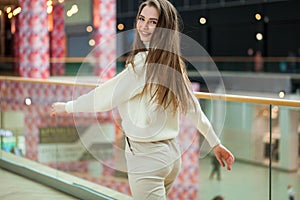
[270,105,300,200]
[199,99,272,200]
[52,84,131,196]
[0,77,132,198]
[2,76,300,199]
[0,79,26,158]
[48,82,131,196]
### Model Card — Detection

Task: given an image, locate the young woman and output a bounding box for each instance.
[51,0,234,199]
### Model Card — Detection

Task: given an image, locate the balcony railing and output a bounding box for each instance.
[0,76,299,200]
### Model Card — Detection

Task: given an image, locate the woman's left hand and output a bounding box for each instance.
[213,144,235,170]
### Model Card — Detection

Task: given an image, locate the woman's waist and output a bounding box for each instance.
[124,128,178,143]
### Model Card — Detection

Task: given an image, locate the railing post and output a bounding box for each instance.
[269,104,272,200]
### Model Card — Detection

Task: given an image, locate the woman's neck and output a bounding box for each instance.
[143,42,150,49]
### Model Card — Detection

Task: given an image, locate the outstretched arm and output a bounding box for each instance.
[50,53,147,117]
[213,144,235,170]
[185,93,235,170]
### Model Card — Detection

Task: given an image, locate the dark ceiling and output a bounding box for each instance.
[0,0,18,10]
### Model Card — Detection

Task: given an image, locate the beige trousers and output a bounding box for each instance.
[125,138,181,200]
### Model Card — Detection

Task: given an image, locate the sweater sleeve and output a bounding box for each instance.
[185,95,221,148]
[65,53,146,113]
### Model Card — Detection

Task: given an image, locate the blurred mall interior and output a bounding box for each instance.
[0,0,300,199]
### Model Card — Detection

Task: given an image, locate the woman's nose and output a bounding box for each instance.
[141,21,149,30]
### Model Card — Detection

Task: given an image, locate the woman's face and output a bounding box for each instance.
[136,5,159,43]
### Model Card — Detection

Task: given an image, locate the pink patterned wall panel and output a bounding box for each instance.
[168,118,200,200]
[0,80,90,160]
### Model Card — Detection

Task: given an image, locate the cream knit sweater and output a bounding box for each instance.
[65,52,220,147]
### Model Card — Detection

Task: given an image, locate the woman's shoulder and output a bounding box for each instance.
[125,51,147,73]
[134,51,147,64]
[131,51,147,70]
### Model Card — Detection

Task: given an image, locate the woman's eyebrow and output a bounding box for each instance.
[139,14,158,21]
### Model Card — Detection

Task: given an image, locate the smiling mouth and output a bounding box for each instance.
[140,31,151,37]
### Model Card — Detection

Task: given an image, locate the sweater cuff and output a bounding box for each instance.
[205,127,221,148]
[65,101,74,113]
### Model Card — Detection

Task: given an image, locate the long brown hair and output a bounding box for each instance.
[126,0,195,114]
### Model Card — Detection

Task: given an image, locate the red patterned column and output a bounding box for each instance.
[18,0,50,78]
[50,3,66,76]
[93,0,116,79]
[13,16,20,75]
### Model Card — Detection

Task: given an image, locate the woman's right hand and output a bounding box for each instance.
[50,102,67,117]
[213,144,235,171]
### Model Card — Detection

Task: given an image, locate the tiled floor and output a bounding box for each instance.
[198,157,300,200]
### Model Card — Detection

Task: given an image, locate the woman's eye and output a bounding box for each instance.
[138,17,144,21]
[150,20,157,24]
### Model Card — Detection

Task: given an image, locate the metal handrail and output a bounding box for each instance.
[1,75,300,107]
[194,92,300,107]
